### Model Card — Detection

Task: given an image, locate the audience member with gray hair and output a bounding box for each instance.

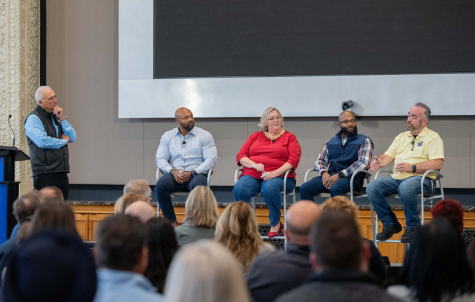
[276,211,401,302]
[164,240,250,302]
[247,200,320,302]
[124,180,152,203]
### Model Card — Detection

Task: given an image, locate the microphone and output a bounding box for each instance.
[182,141,186,145]
[8,115,15,147]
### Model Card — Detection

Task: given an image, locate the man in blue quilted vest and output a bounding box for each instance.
[300,111,373,201]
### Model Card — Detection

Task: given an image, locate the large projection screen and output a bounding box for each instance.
[119,0,475,118]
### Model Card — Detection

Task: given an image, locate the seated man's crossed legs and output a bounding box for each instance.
[366,175,432,243]
[155,173,207,225]
[300,176,362,201]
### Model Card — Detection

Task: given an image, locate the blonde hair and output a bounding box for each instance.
[164,240,250,302]
[215,202,267,272]
[183,186,219,228]
[321,196,359,219]
[114,193,143,214]
[258,107,284,132]
[123,179,152,201]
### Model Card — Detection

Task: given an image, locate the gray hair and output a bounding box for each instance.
[164,240,251,302]
[258,107,284,131]
[34,86,52,105]
[414,102,431,120]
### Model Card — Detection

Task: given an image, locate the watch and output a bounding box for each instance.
[191,170,197,178]
[338,171,345,178]
[412,165,416,172]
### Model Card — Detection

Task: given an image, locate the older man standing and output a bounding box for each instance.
[25,86,76,200]
[367,102,444,243]
[300,110,373,200]
[155,107,217,227]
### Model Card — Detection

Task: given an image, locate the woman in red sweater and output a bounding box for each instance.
[233,107,301,237]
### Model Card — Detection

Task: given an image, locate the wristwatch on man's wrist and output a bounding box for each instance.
[412,165,416,173]
[191,170,197,178]
[338,171,345,178]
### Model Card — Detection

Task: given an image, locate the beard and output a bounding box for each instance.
[406,121,422,131]
[341,125,358,137]
[180,121,194,131]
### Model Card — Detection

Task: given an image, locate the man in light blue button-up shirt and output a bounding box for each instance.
[24,86,76,200]
[155,108,217,225]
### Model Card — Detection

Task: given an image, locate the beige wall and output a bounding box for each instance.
[46,0,472,188]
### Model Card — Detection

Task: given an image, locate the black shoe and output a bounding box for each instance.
[401,227,418,243]
[376,223,403,241]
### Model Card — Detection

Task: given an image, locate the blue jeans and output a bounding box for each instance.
[155,173,207,222]
[233,175,296,227]
[366,175,433,228]
[300,175,363,202]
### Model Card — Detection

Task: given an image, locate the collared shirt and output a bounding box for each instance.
[315,137,373,178]
[155,126,217,175]
[385,126,444,180]
[93,268,163,302]
[25,114,76,149]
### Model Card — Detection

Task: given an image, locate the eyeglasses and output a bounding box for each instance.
[268,116,281,122]
[340,119,355,125]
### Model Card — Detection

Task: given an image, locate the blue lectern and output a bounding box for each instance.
[0,146,29,243]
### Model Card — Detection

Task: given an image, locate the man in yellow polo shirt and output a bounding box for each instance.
[367,102,444,243]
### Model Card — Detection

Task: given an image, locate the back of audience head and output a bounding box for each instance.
[310,210,369,273]
[144,217,178,294]
[321,196,359,219]
[125,201,155,223]
[431,198,464,233]
[164,240,250,302]
[285,200,321,245]
[28,198,77,239]
[13,191,44,242]
[124,179,152,203]
[114,193,143,214]
[399,217,473,302]
[215,201,265,271]
[1,230,97,302]
[95,214,148,273]
[39,186,64,202]
[183,186,219,228]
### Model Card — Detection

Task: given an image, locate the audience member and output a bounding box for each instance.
[246,200,320,302]
[215,201,274,273]
[1,230,97,302]
[276,211,400,302]
[175,186,219,247]
[40,185,64,201]
[125,201,155,223]
[164,240,250,302]
[114,193,143,214]
[144,217,178,294]
[28,198,77,237]
[124,180,152,203]
[0,191,43,275]
[321,196,388,282]
[466,238,475,283]
[431,198,464,234]
[93,215,163,302]
[387,218,474,302]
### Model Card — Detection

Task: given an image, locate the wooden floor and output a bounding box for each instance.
[72,205,475,264]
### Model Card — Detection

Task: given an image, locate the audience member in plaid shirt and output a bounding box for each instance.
[300,111,373,201]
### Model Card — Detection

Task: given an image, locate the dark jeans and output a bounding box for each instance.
[33,172,69,201]
[155,173,207,222]
[299,175,363,202]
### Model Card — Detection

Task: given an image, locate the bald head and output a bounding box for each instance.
[125,201,155,223]
[285,200,321,245]
[174,107,194,134]
[339,110,356,121]
[175,107,192,120]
